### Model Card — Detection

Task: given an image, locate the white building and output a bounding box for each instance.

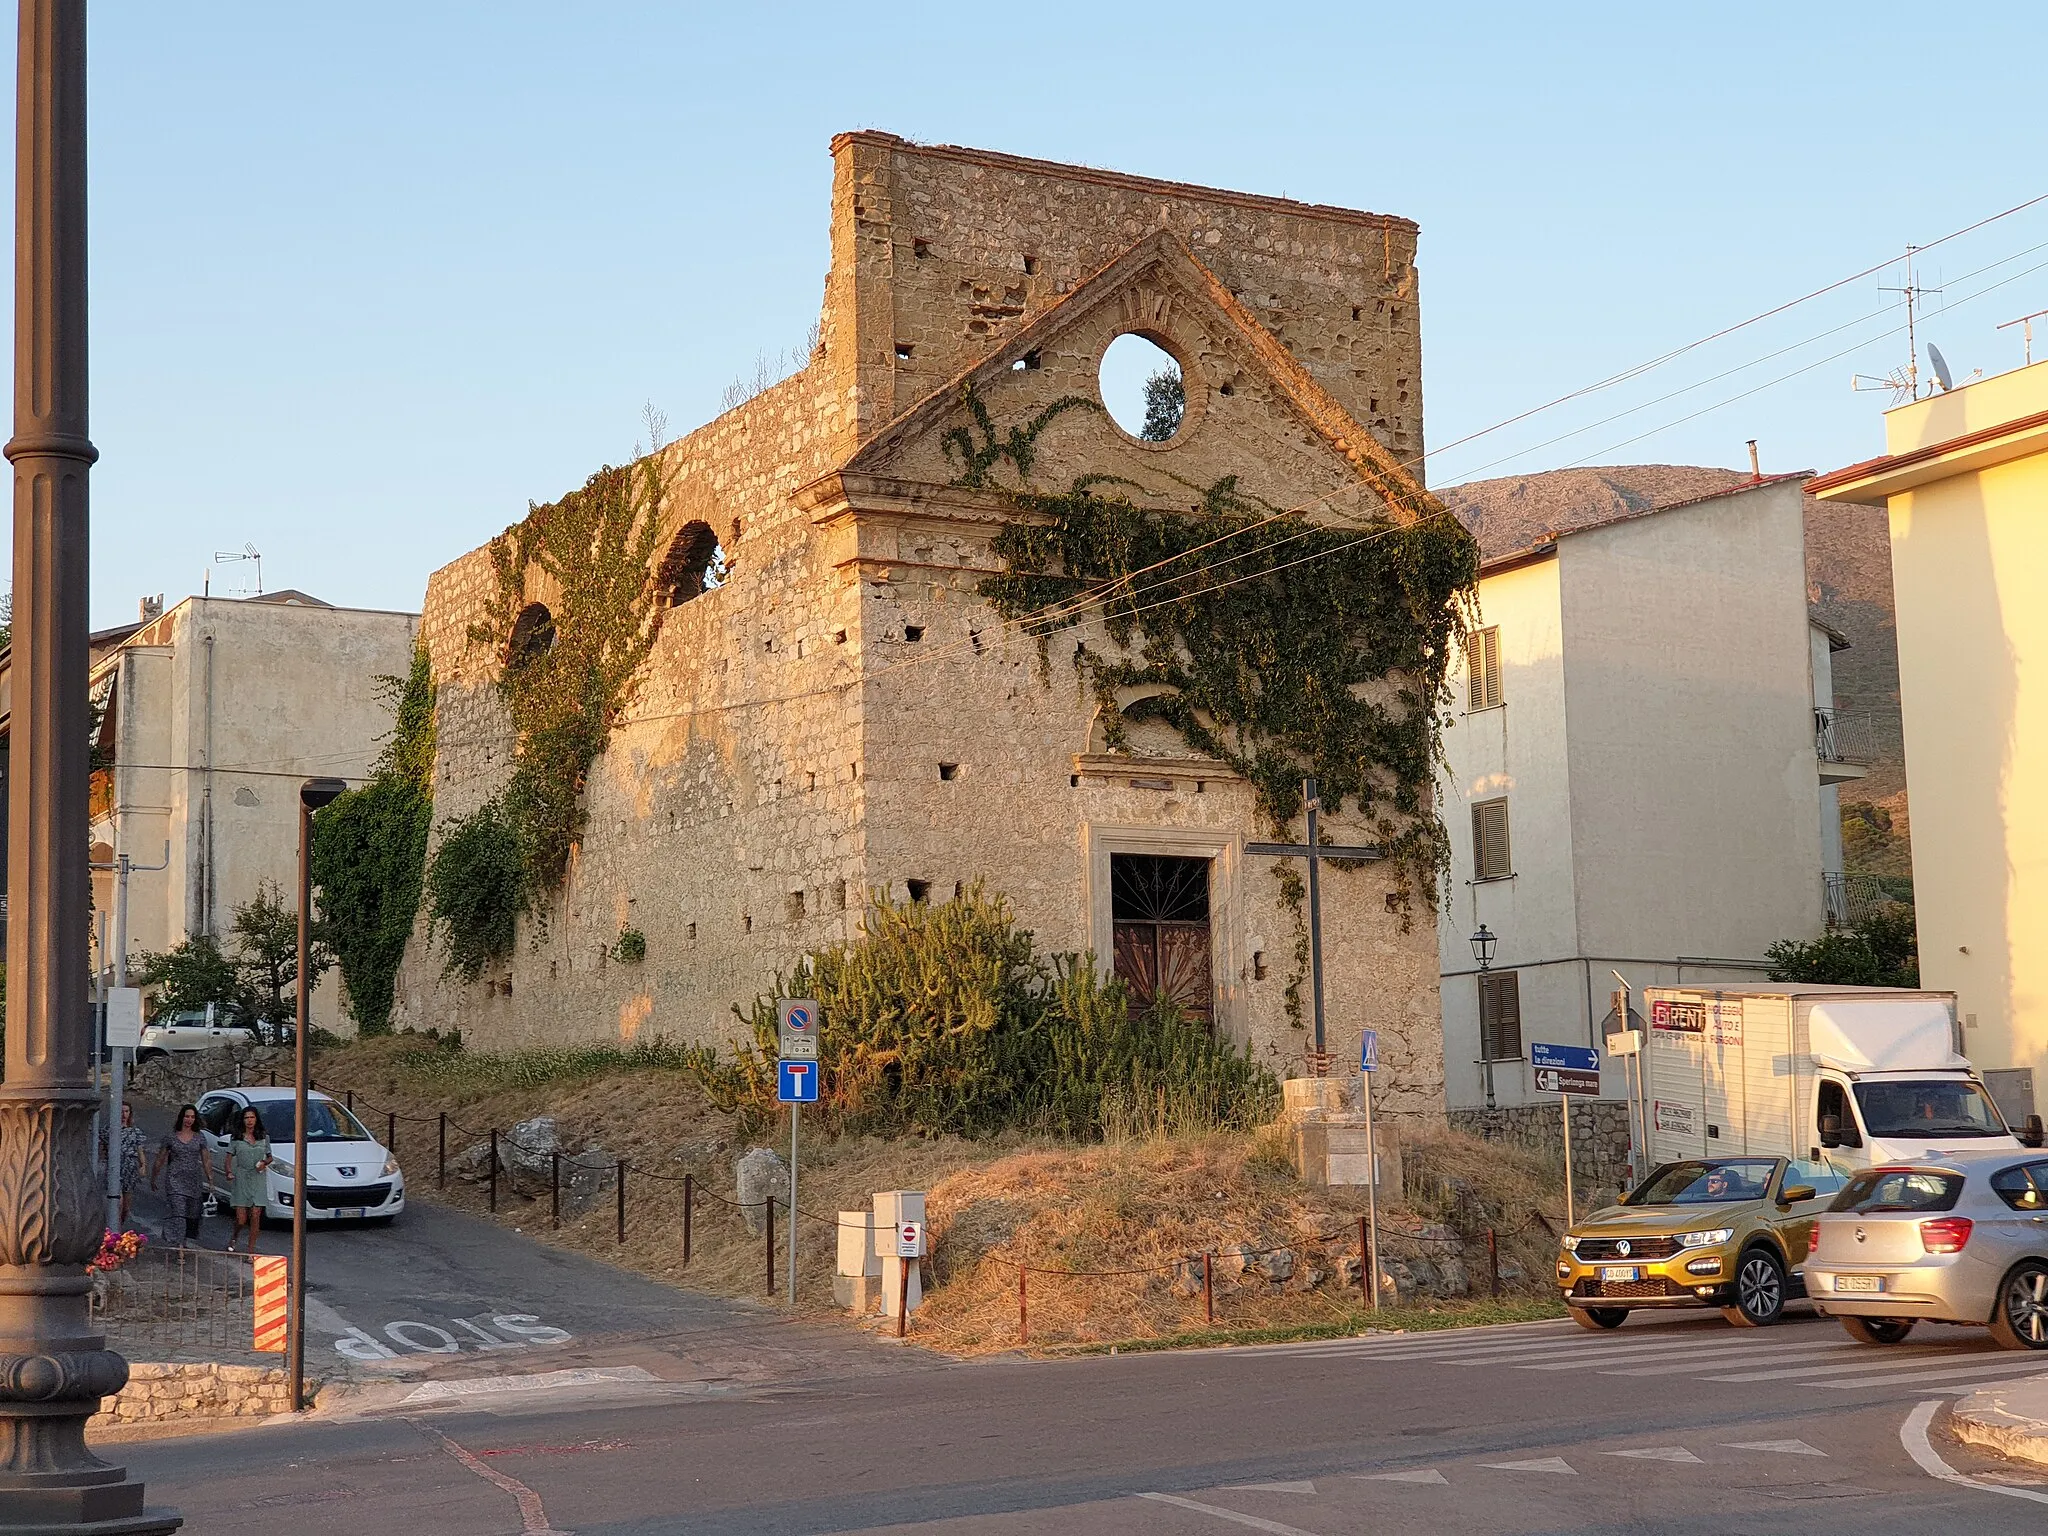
[1435,470,1859,1119]
[79,591,418,1031]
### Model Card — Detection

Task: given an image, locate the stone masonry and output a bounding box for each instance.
[392,133,1448,1108]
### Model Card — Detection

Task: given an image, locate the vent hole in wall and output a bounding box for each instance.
[903,625,924,642]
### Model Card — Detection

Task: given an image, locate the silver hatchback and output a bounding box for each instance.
[1808,1153,2048,1349]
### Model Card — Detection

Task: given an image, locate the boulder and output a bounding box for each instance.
[1253,1247,1294,1284]
[735,1147,788,1235]
[1419,1225,1469,1296]
[1171,1257,1206,1299]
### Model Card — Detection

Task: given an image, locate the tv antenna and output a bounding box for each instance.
[1854,246,1945,402]
[1999,307,2048,367]
[205,542,262,598]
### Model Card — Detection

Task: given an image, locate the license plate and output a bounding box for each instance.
[1834,1274,1884,1293]
[339,1207,365,1220]
[1600,1266,1641,1283]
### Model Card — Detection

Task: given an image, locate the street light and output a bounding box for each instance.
[287,777,347,1414]
[1471,924,1499,1111]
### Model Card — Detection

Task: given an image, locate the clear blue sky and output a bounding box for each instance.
[56,2,2048,625]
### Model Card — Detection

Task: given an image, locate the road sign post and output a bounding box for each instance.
[1531,1042,1601,1226]
[1359,1028,1380,1311]
[776,1005,822,1309]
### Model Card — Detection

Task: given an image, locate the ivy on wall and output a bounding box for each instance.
[424,458,673,975]
[967,389,1477,926]
[309,648,435,1032]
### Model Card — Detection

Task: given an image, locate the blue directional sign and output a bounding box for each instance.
[1530,1041,1599,1073]
[777,1059,819,1103]
[1359,1028,1379,1074]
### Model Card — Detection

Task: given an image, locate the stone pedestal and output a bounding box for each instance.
[1280,1075,1400,1191]
[834,1210,881,1312]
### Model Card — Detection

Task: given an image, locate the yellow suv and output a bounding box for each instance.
[1557,1156,1843,1330]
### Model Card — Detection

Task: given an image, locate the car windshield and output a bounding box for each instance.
[1627,1159,1776,1205]
[254,1098,372,1143]
[1853,1079,2008,1139]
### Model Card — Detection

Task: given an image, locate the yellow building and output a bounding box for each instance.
[1811,360,2048,1122]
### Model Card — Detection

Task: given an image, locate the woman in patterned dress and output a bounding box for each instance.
[225,1105,274,1252]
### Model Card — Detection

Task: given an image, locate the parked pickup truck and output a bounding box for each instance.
[1642,984,2042,1176]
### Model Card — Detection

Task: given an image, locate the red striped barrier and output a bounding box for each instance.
[253,1255,288,1352]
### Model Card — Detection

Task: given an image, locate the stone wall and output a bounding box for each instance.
[92,1362,306,1429]
[1449,1100,1635,1196]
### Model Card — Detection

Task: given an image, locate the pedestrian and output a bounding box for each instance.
[225,1105,273,1253]
[151,1103,214,1248]
[118,1102,148,1230]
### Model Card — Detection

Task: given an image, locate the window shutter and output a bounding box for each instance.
[1472,798,1511,880]
[1479,972,1523,1062]
[1467,626,1502,710]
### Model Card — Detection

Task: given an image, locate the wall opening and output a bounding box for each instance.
[1099,333,1185,442]
[506,603,556,668]
[657,521,723,605]
[1109,853,1213,1027]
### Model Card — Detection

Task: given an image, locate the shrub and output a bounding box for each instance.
[688,884,1278,1139]
[423,799,526,981]
[1767,903,1919,989]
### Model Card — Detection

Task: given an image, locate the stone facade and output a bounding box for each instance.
[393,134,1447,1105]
[1448,1100,1635,1196]
[90,1361,305,1429]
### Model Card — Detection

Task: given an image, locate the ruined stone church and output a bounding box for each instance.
[395,133,1453,1111]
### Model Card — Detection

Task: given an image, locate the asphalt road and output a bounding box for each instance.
[119,1306,2048,1533]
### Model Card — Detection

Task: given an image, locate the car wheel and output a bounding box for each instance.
[136,1049,165,1064]
[1723,1247,1787,1327]
[1988,1260,2048,1350]
[1841,1316,1916,1345]
[1571,1307,1628,1330]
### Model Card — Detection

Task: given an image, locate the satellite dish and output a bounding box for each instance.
[1928,343,1954,393]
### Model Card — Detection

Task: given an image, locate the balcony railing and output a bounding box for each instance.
[1823,871,1914,929]
[1815,708,1868,764]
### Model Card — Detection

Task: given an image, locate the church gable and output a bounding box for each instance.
[838,232,1435,529]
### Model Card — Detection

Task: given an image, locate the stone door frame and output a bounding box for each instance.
[1081,822,1244,1041]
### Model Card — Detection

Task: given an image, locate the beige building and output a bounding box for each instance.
[1812,359,2048,1123]
[397,133,1457,1107]
[81,592,418,1029]
[1435,473,1859,1123]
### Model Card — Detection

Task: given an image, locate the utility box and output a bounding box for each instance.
[873,1190,926,1317]
[835,1210,881,1312]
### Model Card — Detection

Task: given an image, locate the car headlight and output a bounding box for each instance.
[1679,1228,1733,1248]
[1561,1235,1580,1252]
[382,1156,399,1177]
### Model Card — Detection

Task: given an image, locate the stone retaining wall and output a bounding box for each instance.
[93,1362,308,1428]
[1448,1100,1635,1197]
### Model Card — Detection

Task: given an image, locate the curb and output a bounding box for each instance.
[1950,1375,2048,1467]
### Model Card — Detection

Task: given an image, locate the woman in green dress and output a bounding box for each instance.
[226,1106,273,1253]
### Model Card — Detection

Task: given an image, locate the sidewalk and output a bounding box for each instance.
[1952,1375,2048,1466]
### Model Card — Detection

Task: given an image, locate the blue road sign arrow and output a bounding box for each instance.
[778,1060,819,1103]
[1530,1041,1599,1073]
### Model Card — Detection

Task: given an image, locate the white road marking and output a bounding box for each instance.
[1519,1339,1836,1371]
[1479,1456,1576,1474]
[1722,1438,1826,1455]
[1821,1356,2048,1390]
[1603,1446,1703,1463]
[1357,1469,1448,1484]
[1901,1398,2048,1507]
[1218,1481,1317,1493]
[1710,1351,2003,1383]
[403,1367,658,1404]
[1132,1491,1323,1534]
[1595,1342,1868,1375]
[412,1418,572,1535]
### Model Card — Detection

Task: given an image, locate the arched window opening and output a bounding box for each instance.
[657,521,725,605]
[506,603,556,669]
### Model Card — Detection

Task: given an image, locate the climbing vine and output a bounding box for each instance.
[968,392,1478,935]
[310,648,435,1032]
[426,457,673,974]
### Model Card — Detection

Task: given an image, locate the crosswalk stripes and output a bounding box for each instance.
[1224,1316,2048,1395]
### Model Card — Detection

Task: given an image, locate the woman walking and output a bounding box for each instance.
[151,1104,215,1248]
[118,1102,148,1230]
[225,1105,273,1252]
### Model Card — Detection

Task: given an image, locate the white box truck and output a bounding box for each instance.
[1642,983,2040,1174]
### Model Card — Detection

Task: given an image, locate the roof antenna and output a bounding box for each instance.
[1999,308,2048,367]
[211,542,262,596]
[1854,246,1944,403]
[1927,343,1955,393]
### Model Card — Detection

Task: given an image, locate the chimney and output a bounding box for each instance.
[138,593,162,623]
[1746,440,1761,483]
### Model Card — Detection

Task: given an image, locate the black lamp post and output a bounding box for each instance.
[1471,924,1498,1110]
[287,777,346,1413]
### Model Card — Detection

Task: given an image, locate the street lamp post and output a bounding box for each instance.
[0,1,179,1527]
[1471,923,1498,1111]
[288,779,346,1414]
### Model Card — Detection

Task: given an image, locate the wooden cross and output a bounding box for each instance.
[1244,776,1382,1068]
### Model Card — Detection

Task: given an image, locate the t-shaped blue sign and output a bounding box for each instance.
[777,1059,819,1103]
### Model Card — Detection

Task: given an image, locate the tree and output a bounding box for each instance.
[1766,904,1919,989]
[1140,368,1185,442]
[133,934,240,1015]
[230,879,334,1024]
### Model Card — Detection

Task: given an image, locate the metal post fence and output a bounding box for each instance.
[437,1112,447,1188]
[682,1174,694,1265]
[764,1196,776,1296]
[1018,1267,1027,1344]
[1358,1216,1371,1308]
[615,1159,626,1245]
[488,1128,499,1213]
[1204,1252,1214,1325]
[386,1110,395,1152]
[1488,1228,1501,1299]
[550,1152,561,1231]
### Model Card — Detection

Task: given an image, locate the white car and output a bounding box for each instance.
[195,1085,405,1224]
[136,1002,260,1062]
